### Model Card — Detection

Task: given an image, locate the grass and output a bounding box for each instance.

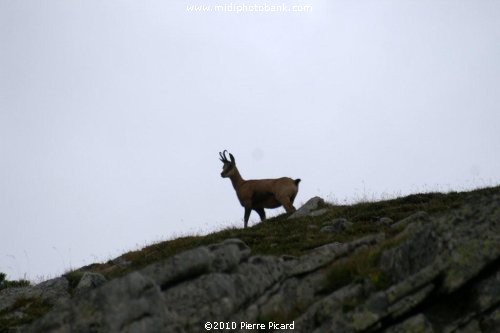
[0,297,52,332]
[63,270,86,292]
[1,185,498,330]
[323,234,407,294]
[68,186,499,283]
[0,273,30,291]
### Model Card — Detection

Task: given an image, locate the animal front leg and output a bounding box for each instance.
[255,208,266,221]
[244,208,251,228]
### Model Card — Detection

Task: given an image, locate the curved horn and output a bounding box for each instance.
[219,150,229,163]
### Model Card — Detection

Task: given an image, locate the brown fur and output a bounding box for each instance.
[219,150,300,228]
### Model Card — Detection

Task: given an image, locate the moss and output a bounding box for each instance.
[325,257,359,291]
[257,302,306,327]
[342,297,360,313]
[351,309,380,331]
[368,270,391,290]
[0,297,52,332]
[324,234,408,293]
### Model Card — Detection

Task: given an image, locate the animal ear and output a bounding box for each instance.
[229,153,235,164]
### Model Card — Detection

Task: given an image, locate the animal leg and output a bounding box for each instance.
[255,208,266,221]
[283,203,296,213]
[277,196,296,214]
[244,208,251,228]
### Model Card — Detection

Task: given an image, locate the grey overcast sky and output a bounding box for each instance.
[1,0,499,280]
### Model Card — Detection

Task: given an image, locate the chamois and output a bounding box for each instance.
[219,150,301,228]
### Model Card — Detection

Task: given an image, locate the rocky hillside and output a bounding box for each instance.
[1,186,499,332]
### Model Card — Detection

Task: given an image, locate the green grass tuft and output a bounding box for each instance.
[0,272,30,291]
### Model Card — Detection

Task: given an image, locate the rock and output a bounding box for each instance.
[141,246,215,288]
[481,308,500,333]
[377,217,394,226]
[309,208,329,217]
[74,272,107,296]
[473,270,500,312]
[384,314,434,333]
[28,272,170,333]
[320,218,353,233]
[7,187,500,333]
[454,320,481,333]
[208,238,251,272]
[286,233,384,277]
[379,222,440,282]
[288,197,326,219]
[111,256,131,268]
[0,276,70,332]
[319,226,335,233]
[0,277,69,312]
[291,283,367,333]
[391,211,430,229]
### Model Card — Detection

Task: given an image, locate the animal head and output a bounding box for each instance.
[219,150,236,178]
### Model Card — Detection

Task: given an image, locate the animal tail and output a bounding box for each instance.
[294,178,301,186]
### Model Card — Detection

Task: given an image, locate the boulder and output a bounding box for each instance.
[320,218,353,233]
[288,197,327,219]
[74,272,107,296]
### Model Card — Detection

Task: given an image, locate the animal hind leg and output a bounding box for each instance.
[277,196,296,214]
[255,208,266,221]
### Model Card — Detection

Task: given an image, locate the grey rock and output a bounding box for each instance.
[0,277,70,333]
[377,217,394,226]
[286,233,384,276]
[111,256,131,268]
[481,308,500,333]
[208,238,251,272]
[319,225,336,233]
[387,283,435,318]
[141,245,215,288]
[384,314,434,333]
[0,277,69,312]
[473,270,500,312]
[379,222,440,282]
[320,218,353,233]
[74,272,107,296]
[309,208,329,217]
[453,320,481,333]
[391,211,430,229]
[28,272,171,333]
[293,283,367,333]
[288,196,326,219]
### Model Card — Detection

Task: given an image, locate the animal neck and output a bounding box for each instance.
[229,167,245,190]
